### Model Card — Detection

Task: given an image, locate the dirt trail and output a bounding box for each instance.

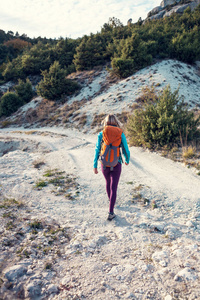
[1,127,200,299]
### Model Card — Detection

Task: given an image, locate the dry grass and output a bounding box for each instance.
[182,146,196,159]
[91,111,129,131]
[91,113,107,129]
[75,113,87,127]
[135,85,158,105]
[158,142,200,173]
[116,111,129,126]
[9,96,89,128]
[32,159,46,169]
[61,99,87,125]
[67,66,104,85]
[0,120,13,128]
[8,98,59,127]
[131,103,141,111]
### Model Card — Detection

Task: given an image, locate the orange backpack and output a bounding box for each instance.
[100,125,123,169]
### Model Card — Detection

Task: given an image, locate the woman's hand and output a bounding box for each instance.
[94,168,98,174]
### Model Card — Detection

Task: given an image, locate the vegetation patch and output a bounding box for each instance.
[182,146,196,159]
[0,92,23,117]
[91,113,107,129]
[37,61,80,101]
[126,85,200,171]
[34,169,80,200]
[32,159,46,169]
[0,191,72,295]
[29,220,43,230]
[34,179,48,189]
[131,184,151,208]
[135,85,158,106]
[158,144,200,172]
[127,85,200,149]
[0,198,23,209]
[14,78,34,103]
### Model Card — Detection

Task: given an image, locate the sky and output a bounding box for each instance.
[0,0,161,40]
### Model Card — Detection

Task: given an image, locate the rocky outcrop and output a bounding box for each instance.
[164,3,191,16]
[146,0,200,21]
[147,9,165,20]
[147,6,163,17]
[160,0,181,8]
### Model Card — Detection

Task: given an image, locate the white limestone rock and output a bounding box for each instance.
[164,4,191,17]
[147,6,163,17]
[3,265,27,282]
[25,279,42,298]
[174,267,198,281]
[152,250,169,267]
[186,220,196,228]
[165,295,173,300]
[149,10,166,20]
[61,275,71,286]
[160,0,180,8]
[46,283,59,294]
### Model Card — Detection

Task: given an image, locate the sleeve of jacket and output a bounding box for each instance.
[93,132,103,168]
[121,132,130,164]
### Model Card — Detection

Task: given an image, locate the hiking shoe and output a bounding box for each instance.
[107,213,116,221]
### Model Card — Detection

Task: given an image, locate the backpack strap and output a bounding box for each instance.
[107,144,112,162]
[119,142,123,163]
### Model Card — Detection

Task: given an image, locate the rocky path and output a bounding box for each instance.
[0,127,200,300]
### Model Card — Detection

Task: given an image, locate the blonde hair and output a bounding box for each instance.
[102,114,122,128]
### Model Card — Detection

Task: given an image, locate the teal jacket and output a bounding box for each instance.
[93,131,130,169]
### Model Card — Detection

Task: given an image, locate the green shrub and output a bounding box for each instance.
[73,34,106,71]
[37,61,80,100]
[21,52,52,75]
[111,58,135,78]
[15,78,33,103]
[127,85,200,148]
[2,58,25,81]
[0,92,23,117]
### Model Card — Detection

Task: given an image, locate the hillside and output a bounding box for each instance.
[2,59,200,132]
[0,59,200,299]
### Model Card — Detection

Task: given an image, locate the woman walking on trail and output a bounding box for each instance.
[93,114,130,221]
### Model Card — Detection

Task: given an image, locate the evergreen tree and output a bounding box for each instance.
[127,85,200,148]
[15,78,33,103]
[73,34,107,71]
[37,61,80,100]
[55,38,77,71]
[0,92,23,117]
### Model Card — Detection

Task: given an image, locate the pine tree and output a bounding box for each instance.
[127,85,200,148]
[37,61,80,100]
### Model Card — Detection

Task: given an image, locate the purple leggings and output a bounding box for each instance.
[101,163,122,213]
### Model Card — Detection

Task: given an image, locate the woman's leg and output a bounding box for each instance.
[109,163,121,213]
[101,163,122,214]
[101,164,111,199]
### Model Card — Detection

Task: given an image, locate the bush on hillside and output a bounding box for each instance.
[110,34,152,78]
[0,92,23,117]
[37,61,80,100]
[126,85,200,148]
[15,78,34,103]
[2,58,24,81]
[21,53,52,75]
[111,58,135,78]
[73,34,106,71]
